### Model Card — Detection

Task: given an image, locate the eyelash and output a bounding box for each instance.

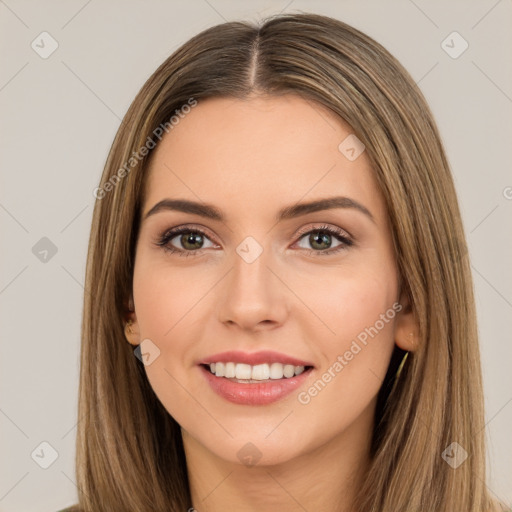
[155,224,353,257]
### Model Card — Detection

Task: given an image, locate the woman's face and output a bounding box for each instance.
[130,94,412,466]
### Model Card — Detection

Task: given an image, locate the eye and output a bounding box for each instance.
[156,225,216,256]
[293,224,353,255]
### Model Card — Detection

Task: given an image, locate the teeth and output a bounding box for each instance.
[283,364,295,378]
[235,363,252,379]
[225,362,236,378]
[252,364,270,380]
[207,362,308,380]
[215,362,225,377]
[270,362,283,379]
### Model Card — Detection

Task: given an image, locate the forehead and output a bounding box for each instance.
[143,94,387,225]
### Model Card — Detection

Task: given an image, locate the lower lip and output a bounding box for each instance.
[199,365,313,405]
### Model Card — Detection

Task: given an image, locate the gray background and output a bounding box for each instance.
[1,0,511,510]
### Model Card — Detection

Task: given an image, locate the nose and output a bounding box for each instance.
[217,242,289,332]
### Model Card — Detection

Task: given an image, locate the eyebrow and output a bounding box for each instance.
[143,196,375,224]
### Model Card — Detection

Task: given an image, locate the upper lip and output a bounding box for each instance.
[198,350,314,367]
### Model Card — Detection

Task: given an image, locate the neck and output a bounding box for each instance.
[183,403,374,512]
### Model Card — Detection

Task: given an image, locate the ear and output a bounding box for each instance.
[394,288,418,352]
[123,294,141,346]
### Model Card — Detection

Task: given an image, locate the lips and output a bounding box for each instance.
[197,350,315,405]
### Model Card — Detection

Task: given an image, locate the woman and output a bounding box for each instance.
[61,12,508,512]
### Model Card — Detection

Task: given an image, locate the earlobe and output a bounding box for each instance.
[124,317,141,346]
[394,291,419,352]
[123,295,140,346]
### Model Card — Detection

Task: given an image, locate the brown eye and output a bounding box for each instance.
[177,232,205,250]
[156,227,215,256]
[295,225,353,255]
[302,231,336,250]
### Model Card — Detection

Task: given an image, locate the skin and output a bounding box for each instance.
[125,94,417,512]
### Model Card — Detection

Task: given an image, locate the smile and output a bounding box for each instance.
[204,362,308,381]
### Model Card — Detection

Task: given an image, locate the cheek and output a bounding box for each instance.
[336,277,397,348]
[303,264,398,346]
[132,254,210,339]
[258,271,399,457]
[297,267,399,402]
[131,254,215,408]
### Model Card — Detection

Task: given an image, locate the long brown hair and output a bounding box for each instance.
[72,13,507,512]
